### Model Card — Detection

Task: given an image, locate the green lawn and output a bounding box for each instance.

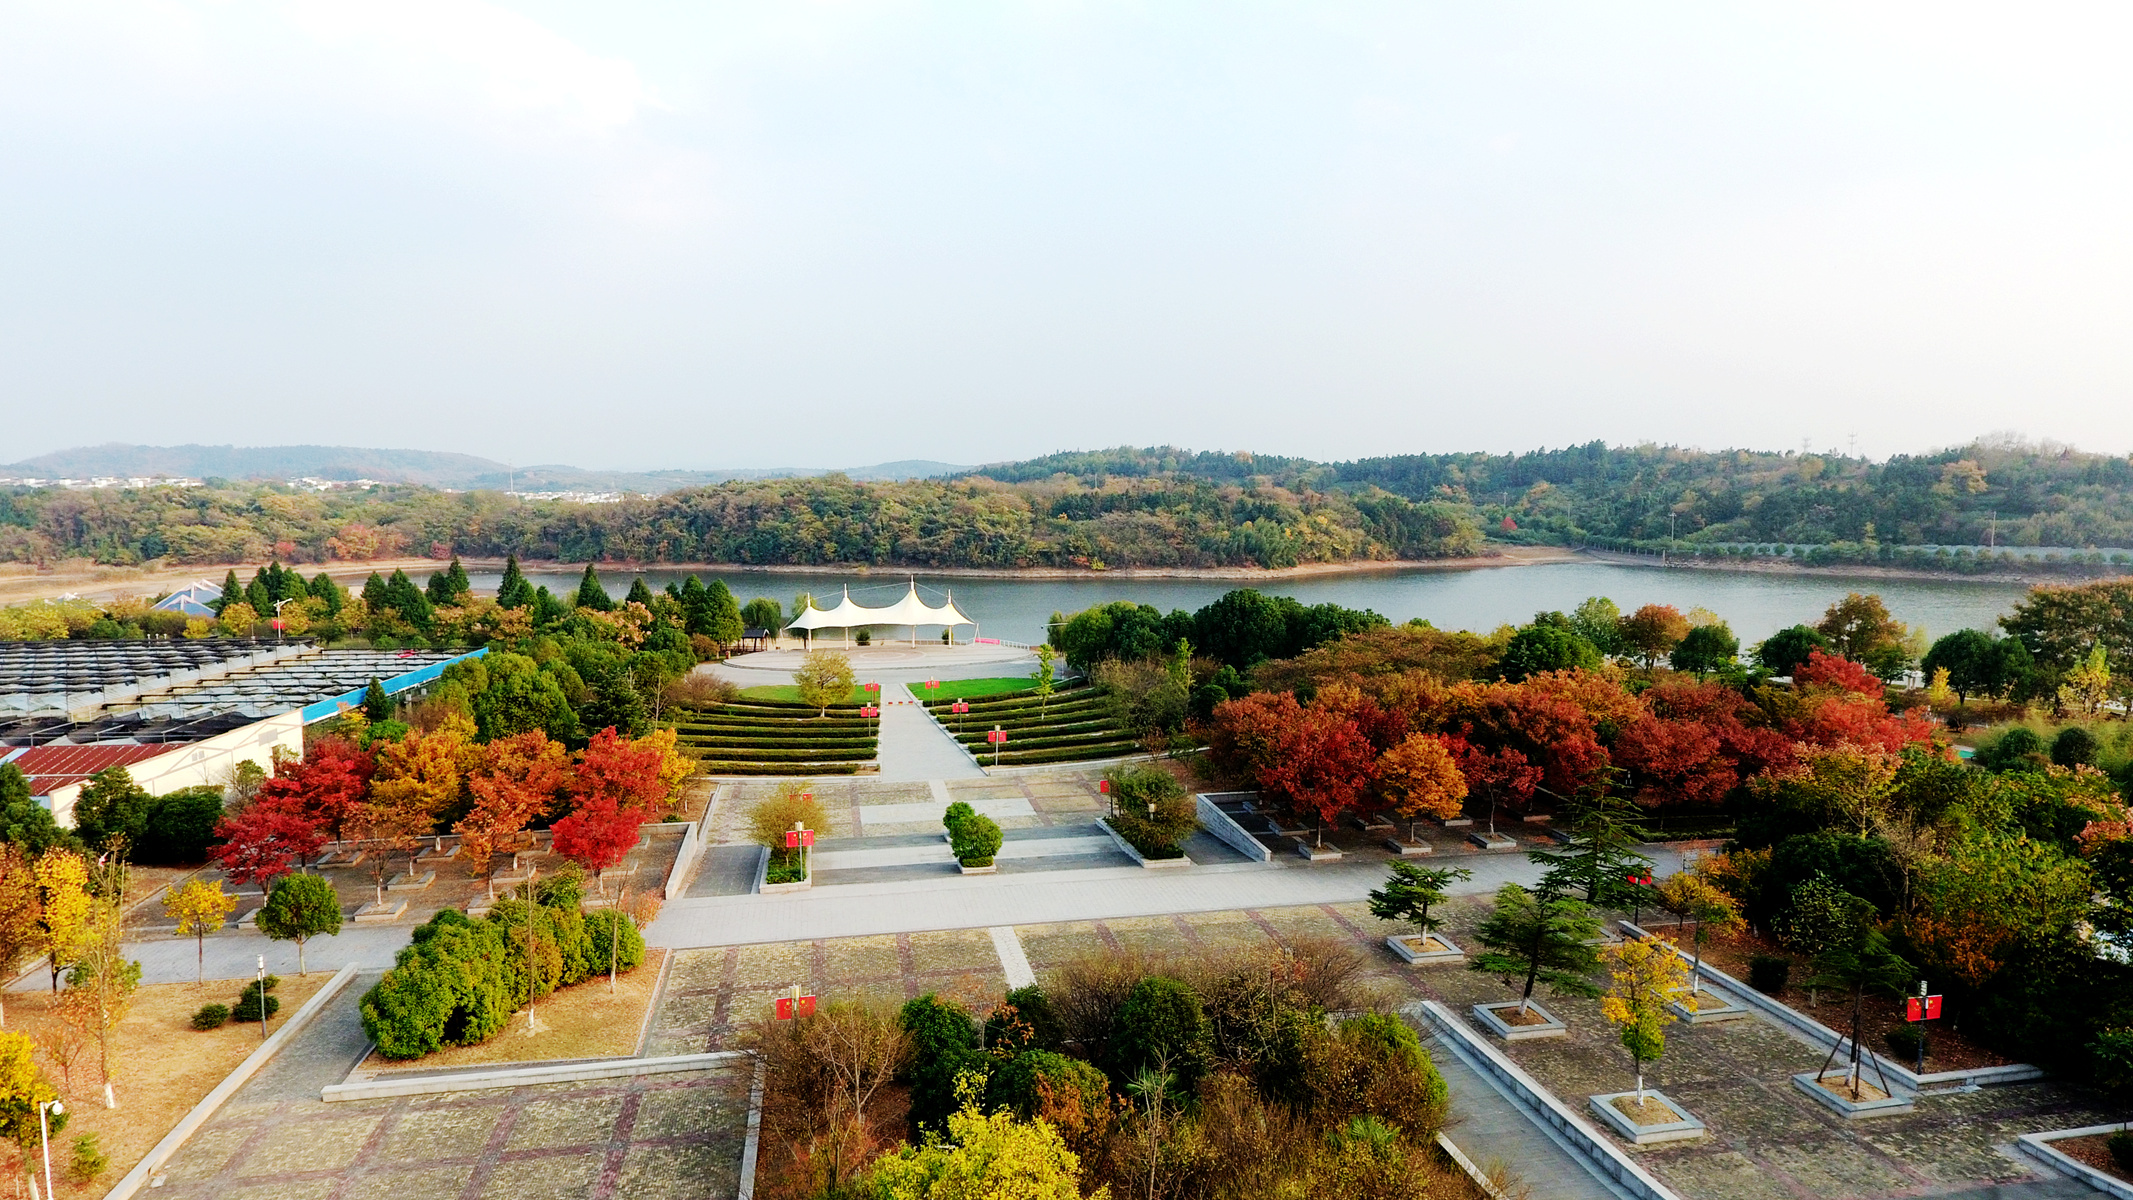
[737,685,877,706]
[912,677,1045,701]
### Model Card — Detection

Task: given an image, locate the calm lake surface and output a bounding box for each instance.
[472,562,2033,648]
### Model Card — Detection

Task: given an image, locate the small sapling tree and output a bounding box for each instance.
[1598,936,1691,1103]
[1808,927,1914,1099]
[794,650,856,717]
[258,873,342,976]
[1656,871,1744,1000]
[164,880,237,986]
[1368,862,1472,949]
[1470,883,1603,1016]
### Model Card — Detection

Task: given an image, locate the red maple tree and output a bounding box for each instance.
[1794,649,1884,697]
[1256,704,1379,847]
[255,736,373,849]
[552,728,665,892]
[1205,692,1304,780]
[1449,733,1542,835]
[212,794,327,889]
[459,731,572,895]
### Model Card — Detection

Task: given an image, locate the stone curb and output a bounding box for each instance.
[1093,817,1193,869]
[1434,1130,1512,1200]
[2014,1124,2133,1199]
[321,1049,753,1102]
[1410,999,1684,1200]
[104,962,362,1200]
[1194,792,1275,863]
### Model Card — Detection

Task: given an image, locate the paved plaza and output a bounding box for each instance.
[148,978,753,1200]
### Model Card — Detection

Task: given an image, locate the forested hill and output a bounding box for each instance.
[970,438,2133,550]
[3,437,2130,570]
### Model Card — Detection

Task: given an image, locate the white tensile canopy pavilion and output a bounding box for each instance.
[786,582,977,646]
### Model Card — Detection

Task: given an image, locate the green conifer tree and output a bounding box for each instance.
[497,555,533,609]
[219,570,244,614]
[625,576,655,607]
[575,564,614,612]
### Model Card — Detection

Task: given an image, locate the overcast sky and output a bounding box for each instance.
[6,2,2133,470]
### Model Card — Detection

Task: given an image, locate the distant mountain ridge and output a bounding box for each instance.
[4,444,968,490]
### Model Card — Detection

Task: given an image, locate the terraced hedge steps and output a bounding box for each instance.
[922,684,1138,765]
[669,699,879,775]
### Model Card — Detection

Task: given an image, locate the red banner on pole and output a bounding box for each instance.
[1905,995,1942,1022]
[1098,779,1110,794]
[775,994,818,1020]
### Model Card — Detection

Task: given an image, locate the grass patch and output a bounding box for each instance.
[362,948,666,1073]
[915,677,1043,701]
[4,972,333,1196]
[739,685,878,706]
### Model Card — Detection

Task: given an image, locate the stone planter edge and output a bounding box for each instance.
[1586,1089,1707,1145]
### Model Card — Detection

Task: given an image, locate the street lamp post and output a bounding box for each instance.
[273,597,293,643]
[39,1097,64,1200]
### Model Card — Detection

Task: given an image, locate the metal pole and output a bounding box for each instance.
[39,1100,61,1200]
[257,955,268,1041]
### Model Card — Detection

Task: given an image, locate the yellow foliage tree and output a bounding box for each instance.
[164,880,237,987]
[0,1030,61,1155]
[1378,733,1468,841]
[1598,937,1692,1102]
[33,849,90,992]
[636,727,697,808]
[794,650,857,717]
[217,601,259,638]
[865,1081,1106,1200]
[1655,872,1744,999]
[2059,645,2112,719]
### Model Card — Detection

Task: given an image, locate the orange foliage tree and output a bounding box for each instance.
[458,731,572,897]
[1378,733,1468,842]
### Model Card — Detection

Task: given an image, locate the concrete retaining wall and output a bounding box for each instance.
[1195,792,1274,863]
[1411,999,1683,1200]
[2015,1125,2133,1199]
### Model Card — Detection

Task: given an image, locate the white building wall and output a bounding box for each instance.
[48,710,305,827]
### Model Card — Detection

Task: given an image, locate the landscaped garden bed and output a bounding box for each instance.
[2,973,334,1195]
[927,684,1138,764]
[355,947,667,1074]
[670,699,879,774]
[2037,1131,2133,1184]
[1675,925,2013,1072]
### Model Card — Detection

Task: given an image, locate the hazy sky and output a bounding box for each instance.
[7,2,2133,469]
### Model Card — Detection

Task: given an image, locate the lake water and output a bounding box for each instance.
[469,561,2033,648]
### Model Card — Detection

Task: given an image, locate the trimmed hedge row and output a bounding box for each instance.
[672,735,878,751]
[673,745,876,762]
[672,718,874,731]
[929,690,1103,716]
[958,731,1131,753]
[701,761,866,776]
[951,718,1117,740]
[360,876,644,1060]
[994,742,1141,765]
[945,708,1114,735]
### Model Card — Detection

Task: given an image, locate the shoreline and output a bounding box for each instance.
[0,546,1582,605]
[1575,547,2106,587]
[3,542,2112,608]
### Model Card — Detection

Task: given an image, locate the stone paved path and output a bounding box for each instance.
[874,689,986,780]
[152,973,754,1200]
[1426,1031,1630,1200]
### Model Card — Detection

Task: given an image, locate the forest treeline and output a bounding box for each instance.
[5,436,2133,570]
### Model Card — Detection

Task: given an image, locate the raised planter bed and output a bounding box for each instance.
[1384,838,1434,857]
[1095,819,1193,869]
[353,897,408,923]
[1386,933,1463,963]
[1791,1071,1914,1118]
[1669,988,1751,1024]
[2015,1125,2133,1200]
[1468,831,1518,850]
[958,862,998,875]
[756,845,813,894]
[1440,816,1474,828]
[315,848,365,868]
[387,870,436,892]
[1295,841,1343,862]
[1587,1089,1706,1145]
[1350,815,1397,834]
[1471,1000,1568,1040]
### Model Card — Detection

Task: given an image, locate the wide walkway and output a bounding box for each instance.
[1427,1031,1630,1200]
[646,846,1686,948]
[874,689,986,781]
[709,641,1037,688]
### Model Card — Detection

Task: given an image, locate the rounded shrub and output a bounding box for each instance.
[984,984,1063,1054]
[989,1048,1111,1119]
[191,1003,230,1031]
[1103,976,1211,1090]
[899,994,981,1133]
[943,801,975,831]
[2052,726,2098,768]
[950,814,1003,867]
[2111,1130,2133,1172]
[68,1134,106,1185]
[1884,1025,1927,1061]
[585,909,645,975]
[136,786,224,865]
[1984,726,2046,771]
[1747,955,1791,994]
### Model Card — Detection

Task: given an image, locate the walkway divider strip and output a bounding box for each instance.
[989,925,1037,990]
[322,1050,753,1102]
[105,962,363,1200]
